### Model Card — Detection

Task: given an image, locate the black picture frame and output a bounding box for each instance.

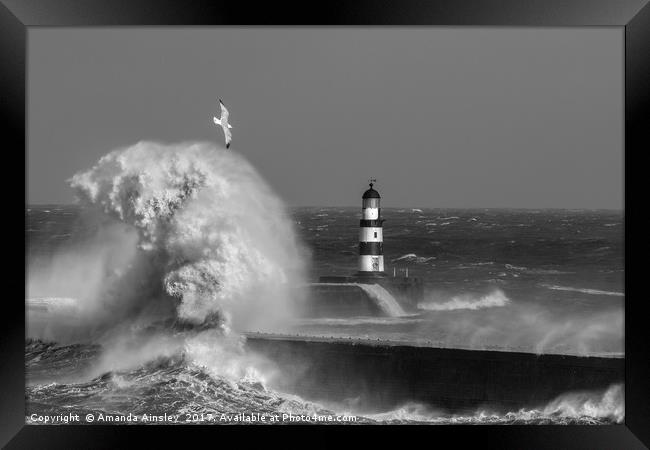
[3,0,648,447]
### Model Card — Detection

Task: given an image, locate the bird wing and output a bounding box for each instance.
[220,101,230,123]
[222,123,232,148]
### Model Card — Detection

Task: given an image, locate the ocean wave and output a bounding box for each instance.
[505,264,527,271]
[365,383,623,424]
[592,246,611,252]
[25,336,351,424]
[537,383,624,423]
[505,264,573,275]
[418,290,510,311]
[27,141,310,408]
[64,141,306,330]
[25,337,623,425]
[540,284,624,297]
[391,253,435,264]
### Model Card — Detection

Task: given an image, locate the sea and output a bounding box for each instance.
[25,142,625,425]
[26,204,624,425]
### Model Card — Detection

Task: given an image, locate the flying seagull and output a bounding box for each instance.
[213,99,233,149]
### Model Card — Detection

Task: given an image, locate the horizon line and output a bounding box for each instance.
[25,203,625,212]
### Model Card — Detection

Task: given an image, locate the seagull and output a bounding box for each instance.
[213,98,233,149]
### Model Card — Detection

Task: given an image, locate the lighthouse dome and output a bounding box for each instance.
[362,183,381,199]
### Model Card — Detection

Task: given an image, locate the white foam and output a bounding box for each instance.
[541,284,624,297]
[539,383,624,422]
[68,141,306,329]
[392,253,417,261]
[391,253,435,264]
[418,289,510,311]
[355,283,406,317]
[314,283,406,317]
[364,383,624,424]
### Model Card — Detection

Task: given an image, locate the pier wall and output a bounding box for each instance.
[245,335,624,414]
[301,284,382,317]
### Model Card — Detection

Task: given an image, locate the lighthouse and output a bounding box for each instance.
[358,179,385,276]
[315,178,424,308]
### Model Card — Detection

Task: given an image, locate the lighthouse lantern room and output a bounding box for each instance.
[358,179,385,276]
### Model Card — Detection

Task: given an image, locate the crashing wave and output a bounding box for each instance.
[67,141,306,329]
[26,141,308,387]
[313,283,406,317]
[367,383,623,424]
[354,284,406,317]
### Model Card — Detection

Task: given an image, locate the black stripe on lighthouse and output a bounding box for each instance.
[359,242,383,255]
[359,219,384,227]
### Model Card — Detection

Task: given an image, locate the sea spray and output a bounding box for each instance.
[411,291,623,355]
[68,140,306,330]
[355,284,406,317]
[184,329,277,386]
[311,283,406,317]
[28,141,307,383]
[418,289,510,311]
[365,384,623,424]
[540,383,624,423]
[26,218,143,341]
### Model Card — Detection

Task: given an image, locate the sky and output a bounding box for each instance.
[28,28,623,208]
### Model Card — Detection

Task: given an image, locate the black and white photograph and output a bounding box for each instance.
[21,24,629,428]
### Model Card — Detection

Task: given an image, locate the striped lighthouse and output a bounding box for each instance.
[358,179,385,276]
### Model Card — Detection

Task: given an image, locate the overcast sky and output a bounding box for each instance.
[28,28,623,208]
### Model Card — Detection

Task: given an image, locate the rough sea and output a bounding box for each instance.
[25,142,624,425]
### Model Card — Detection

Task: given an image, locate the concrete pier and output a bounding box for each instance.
[245,333,624,414]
